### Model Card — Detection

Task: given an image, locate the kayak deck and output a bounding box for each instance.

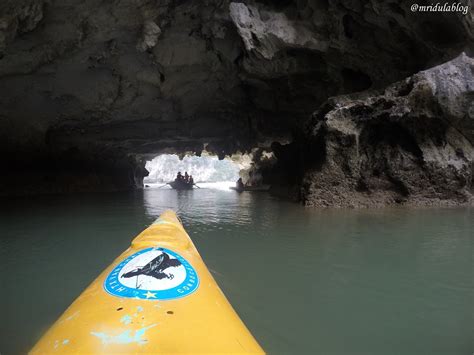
[31,210,264,354]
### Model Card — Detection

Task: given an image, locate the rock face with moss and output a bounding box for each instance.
[0,0,472,199]
[301,53,473,207]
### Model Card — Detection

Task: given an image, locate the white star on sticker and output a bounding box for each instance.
[145,291,156,299]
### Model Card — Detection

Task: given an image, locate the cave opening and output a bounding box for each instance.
[143,153,253,190]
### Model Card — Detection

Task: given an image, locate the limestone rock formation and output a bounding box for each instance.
[0,0,46,55]
[136,21,161,52]
[302,53,474,207]
[229,2,327,60]
[0,0,472,197]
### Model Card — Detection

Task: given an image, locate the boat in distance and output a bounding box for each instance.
[31,210,264,354]
[168,180,195,190]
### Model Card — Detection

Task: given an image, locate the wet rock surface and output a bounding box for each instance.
[301,53,474,207]
[0,0,472,199]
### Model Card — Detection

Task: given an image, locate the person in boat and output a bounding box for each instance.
[176,172,183,182]
[189,175,194,185]
[184,171,189,183]
[236,178,244,190]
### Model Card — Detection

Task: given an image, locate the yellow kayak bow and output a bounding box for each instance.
[31,210,264,354]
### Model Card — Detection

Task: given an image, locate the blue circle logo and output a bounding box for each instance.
[104,247,199,300]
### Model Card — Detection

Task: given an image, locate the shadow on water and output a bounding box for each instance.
[0,189,472,354]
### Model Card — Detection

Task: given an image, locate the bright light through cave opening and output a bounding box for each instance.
[144,153,247,190]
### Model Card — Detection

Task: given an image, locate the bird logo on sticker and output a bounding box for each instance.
[104,247,199,300]
[122,252,182,280]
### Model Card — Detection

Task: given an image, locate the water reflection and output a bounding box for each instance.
[143,187,258,227]
[0,190,472,355]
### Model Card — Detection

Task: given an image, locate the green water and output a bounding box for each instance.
[0,188,472,354]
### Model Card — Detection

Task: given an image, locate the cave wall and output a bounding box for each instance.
[301,53,474,207]
[0,0,472,196]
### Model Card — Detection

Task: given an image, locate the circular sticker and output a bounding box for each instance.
[104,247,199,300]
